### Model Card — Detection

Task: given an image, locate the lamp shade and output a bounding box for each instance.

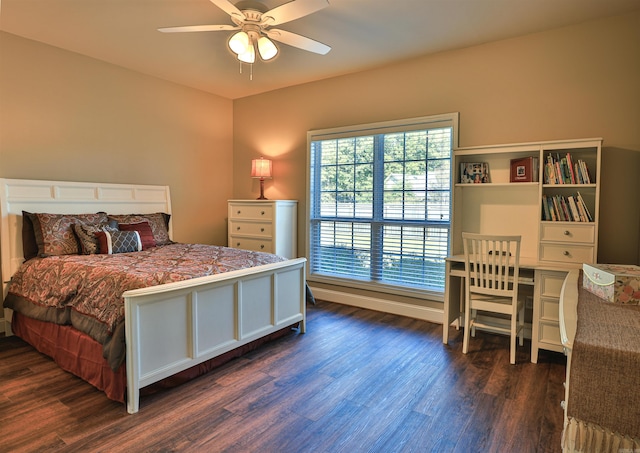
[229,31,249,55]
[257,36,278,61]
[237,44,256,64]
[251,158,272,179]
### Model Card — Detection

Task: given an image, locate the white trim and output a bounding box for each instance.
[309,285,444,325]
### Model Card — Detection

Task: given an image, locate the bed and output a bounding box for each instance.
[0,178,307,414]
[559,270,640,452]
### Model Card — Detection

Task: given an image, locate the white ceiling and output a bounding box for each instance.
[2,0,639,100]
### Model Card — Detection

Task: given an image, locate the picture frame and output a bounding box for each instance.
[460,162,489,184]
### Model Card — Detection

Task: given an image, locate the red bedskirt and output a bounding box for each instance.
[12,312,295,405]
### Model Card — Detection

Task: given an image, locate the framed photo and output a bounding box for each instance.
[460,162,489,184]
[510,156,539,183]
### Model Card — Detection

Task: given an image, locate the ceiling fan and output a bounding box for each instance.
[158,0,331,66]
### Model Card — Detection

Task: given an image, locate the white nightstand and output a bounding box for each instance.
[227,200,298,259]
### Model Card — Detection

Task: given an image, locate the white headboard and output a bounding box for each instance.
[0,178,172,302]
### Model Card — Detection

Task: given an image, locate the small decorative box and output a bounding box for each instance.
[582,263,640,305]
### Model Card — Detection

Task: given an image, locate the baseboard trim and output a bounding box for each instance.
[309,286,444,325]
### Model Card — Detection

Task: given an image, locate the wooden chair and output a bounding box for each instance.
[462,233,524,364]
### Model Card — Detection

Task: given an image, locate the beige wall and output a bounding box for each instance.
[233,11,640,265]
[2,11,639,264]
[0,31,234,245]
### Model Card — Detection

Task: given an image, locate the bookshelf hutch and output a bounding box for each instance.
[445,138,601,362]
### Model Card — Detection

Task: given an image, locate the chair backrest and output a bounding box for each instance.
[462,233,521,297]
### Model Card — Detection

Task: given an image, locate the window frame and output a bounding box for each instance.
[305,113,459,300]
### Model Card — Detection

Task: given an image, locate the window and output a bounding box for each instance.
[307,113,458,297]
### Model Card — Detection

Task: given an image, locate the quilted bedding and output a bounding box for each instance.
[3,243,286,370]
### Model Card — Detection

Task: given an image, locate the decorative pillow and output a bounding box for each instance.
[95,230,142,254]
[22,211,39,260]
[108,213,171,246]
[72,223,117,255]
[30,212,109,257]
[119,221,156,250]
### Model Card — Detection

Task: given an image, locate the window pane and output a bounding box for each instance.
[311,221,371,279]
[375,225,448,290]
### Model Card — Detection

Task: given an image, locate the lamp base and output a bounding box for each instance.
[257,178,267,200]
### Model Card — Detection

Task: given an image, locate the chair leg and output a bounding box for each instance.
[471,309,477,337]
[510,313,517,365]
[519,303,525,347]
[462,296,471,355]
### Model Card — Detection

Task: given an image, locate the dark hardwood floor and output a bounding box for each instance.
[0,300,566,452]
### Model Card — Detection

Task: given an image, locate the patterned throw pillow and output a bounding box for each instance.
[118,221,156,250]
[95,230,142,254]
[108,213,171,246]
[72,223,117,255]
[29,212,109,257]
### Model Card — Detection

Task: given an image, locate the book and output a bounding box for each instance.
[460,162,489,184]
[566,153,576,184]
[568,196,581,222]
[544,153,592,185]
[577,191,593,222]
[542,195,551,221]
[510,156,539,182]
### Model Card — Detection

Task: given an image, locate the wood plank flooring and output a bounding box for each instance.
[0,300,566,452]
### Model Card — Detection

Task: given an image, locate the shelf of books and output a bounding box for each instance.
[540,147,599,223]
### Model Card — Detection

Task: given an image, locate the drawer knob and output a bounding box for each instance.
[236,242,241,247]
[236,226,241,231]
[237,210,241,214]
[563,230,570,236]
[261,211,265,215]
[563,250,570,256]
[260,244,265,249]
[260,228,265,232]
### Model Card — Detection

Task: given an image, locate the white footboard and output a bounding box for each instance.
[124,258,306,414]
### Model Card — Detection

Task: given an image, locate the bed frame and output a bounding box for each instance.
[0,178,306,414]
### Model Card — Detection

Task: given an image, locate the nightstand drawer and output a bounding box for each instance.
[540,223,595,243]
[229,236,273,254]
[229,220,272,237]
[539,243,594,264]
[229,204,273,220]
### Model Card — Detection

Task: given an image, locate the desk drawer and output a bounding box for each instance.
[538,320,562,347]
[539,243,594,264]
[538,322,562,352]
[540,297,560,322]
[538,271,566,298]
[540,223,595,243]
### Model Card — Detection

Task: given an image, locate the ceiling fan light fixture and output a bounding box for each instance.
[257,36,278,61]
[228,31,249,55]
[237,43,256,64]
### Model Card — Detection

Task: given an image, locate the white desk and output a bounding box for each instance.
[443,254,579,362]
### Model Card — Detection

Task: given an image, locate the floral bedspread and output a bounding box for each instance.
[4,243,286,369]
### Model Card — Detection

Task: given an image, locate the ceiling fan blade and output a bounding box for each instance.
[208,0,245,20]
[262,0,329,26]
[158,24,238,33]
[266,29,331,55]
